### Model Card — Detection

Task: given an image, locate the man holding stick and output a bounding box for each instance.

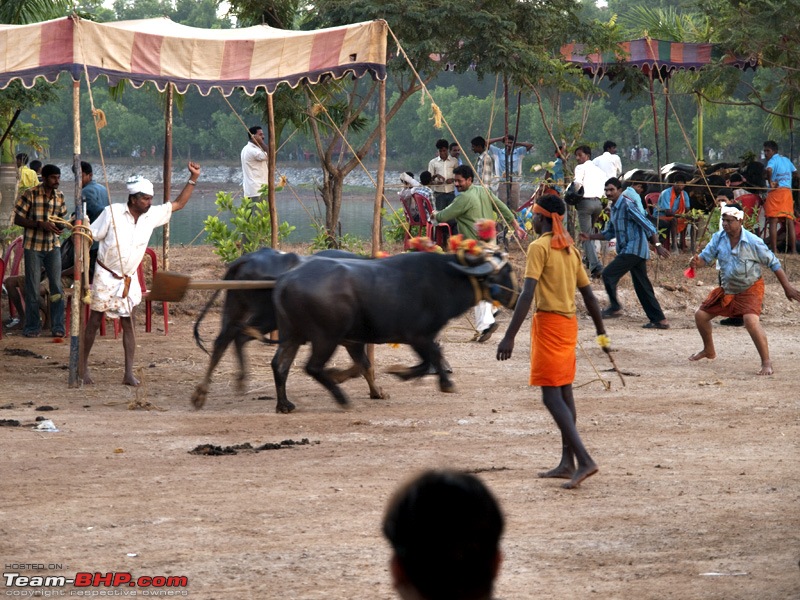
[496,193,606,489]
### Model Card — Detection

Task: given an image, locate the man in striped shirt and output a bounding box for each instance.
[581,177,670,329]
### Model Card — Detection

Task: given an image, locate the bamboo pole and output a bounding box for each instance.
[163,83,173,270]
[69,79,82,387]
[267,94,278,248]
[373,78,387,255]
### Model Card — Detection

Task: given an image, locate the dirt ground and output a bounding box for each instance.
[2,243,799,600]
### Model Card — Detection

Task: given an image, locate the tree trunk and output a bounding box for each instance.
[321,168,345,246]
[0,163,16,228]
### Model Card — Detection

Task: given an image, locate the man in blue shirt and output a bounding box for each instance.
[652,173,691,251]
[581,177,670,329]
[487,134,533,211]
[688,203,800,375]
[762,140,797,254]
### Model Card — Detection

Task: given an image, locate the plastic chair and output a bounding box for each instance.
[3,236,24,320]
[414,193,451,248]
[112,248,169,336]
[400,192,426,249]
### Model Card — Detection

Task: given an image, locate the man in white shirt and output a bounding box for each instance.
[428,139,460,212]
[241,125,269,201]
[573,145,607,277]
[592,140,623,179]
[80,163,201,387]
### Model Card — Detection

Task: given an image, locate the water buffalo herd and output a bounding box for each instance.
[192,246,518,413]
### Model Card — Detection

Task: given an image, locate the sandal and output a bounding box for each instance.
[601,308,622,318]
[642,321,670,330]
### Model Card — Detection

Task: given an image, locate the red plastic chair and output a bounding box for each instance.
[3,236,24,320]
[414,193,451,248]
[112,248,169,336]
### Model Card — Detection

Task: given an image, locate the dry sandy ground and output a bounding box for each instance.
[1,245,799,599]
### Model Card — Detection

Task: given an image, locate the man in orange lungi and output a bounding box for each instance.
[688,203,800,375]
[496,194,607,489]
[762,140,797,254]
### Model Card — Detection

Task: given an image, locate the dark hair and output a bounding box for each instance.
[717,188,734,200]
[449,142,460,150]
[471,136,486,148]
[435,139,449,150]
[576,145,592,158]
[603,140,617,152]
[29,160,42,172]
[728,172,745,184]
[671,172,688,184]
[383,470,504,600]
[419,171,433,185]
[248,125,262,141]
[605,177,622,189]
[453,164,474,180]
[41,164,60,178]
[763,140,779,152]
[404,171,414,178]
[16,152,28,163]
[81,161,93,175]
[537,193,565,215]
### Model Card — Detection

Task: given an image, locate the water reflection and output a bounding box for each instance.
[95,183,382,246]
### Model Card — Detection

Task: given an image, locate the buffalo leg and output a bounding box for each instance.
[412,340,454,392]
[338,343,386,399]
[305,340,350,407]
[192,324,244,409]
[271,340,301,414]
[232,332,251,392]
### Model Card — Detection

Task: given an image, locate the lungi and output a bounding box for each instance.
[530,311,577,387]
[764,187,794,219]
[699,278,765,317]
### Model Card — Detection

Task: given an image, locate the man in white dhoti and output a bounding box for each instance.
[80,163,201,386]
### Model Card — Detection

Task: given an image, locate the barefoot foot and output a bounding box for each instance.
[562,463,598,489]
[82,373,95,385]
[757,361,774,376]
[123,373,141,387]
[689,349,716,362]
[537,466,575,479]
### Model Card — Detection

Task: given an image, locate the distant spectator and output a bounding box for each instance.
[428,139,459,211]
[241,125,270,202]
[16,153,38,192]
[487,134,533,211]
[762,140,797,254]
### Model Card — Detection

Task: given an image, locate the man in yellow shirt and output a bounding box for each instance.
[496,193,606,489]
[16,153,38,191]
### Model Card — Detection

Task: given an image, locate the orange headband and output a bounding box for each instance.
[533,204,573,251]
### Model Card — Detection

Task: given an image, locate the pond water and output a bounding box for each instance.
[94,182,384,246]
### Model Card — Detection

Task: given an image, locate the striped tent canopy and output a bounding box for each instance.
[0,16,388,96]
[561,38,758,77]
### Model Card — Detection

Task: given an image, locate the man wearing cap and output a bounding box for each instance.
[688,202,800,375]
[80,162,201,386]
[13,164,68,337]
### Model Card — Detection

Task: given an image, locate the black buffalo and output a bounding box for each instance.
[191,248,383,409]
[270,249,518,413]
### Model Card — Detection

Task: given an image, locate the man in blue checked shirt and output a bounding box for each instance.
[581,177,671,329]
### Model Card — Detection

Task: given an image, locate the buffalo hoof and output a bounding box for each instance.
[236,375,247,393]
[439,380,456,393]
[276,399,296,414]
[370,387,388,400]
[386,364,414,381]
[191,385,208,409]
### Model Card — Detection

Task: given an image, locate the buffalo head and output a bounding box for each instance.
[449,249,519,309]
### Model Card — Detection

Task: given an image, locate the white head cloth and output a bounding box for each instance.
[126,175,154,196]
[721,205,744,221]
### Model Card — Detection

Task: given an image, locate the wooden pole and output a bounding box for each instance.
[373,78,387,256]
[664,78,670,164]
[162,84,173,270]
[648,70,662,179]
[267,93,278,248]
[696,93,704,162]
[69,79,82,387]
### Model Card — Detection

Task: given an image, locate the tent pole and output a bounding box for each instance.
[69,79,83,387]
[373,78,386,256]
[648,70,662,180]
[664,78,670,164]
[696,93,704,162]
[267,93,278,248]
[162,84,173,270]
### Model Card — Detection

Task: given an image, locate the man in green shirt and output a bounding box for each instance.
[433,164,526,342]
